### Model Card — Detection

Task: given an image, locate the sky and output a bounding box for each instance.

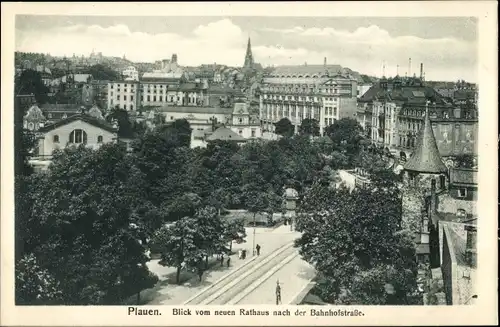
[15,16,478,82]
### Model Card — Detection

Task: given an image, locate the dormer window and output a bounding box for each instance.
[53,135,59,143]
[97,135,103,143]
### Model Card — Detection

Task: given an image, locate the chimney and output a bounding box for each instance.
[324,57,327,67]
[408,58,412,77]
[465,224,477,267]
[420,63,424,79]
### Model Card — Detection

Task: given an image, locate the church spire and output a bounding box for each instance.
[243,37,254,69]
[404,102,447,174]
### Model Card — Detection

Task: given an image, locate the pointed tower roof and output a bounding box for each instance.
[243,37,254,69]
[404,103,447,174]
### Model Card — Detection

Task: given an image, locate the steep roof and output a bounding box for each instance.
[87,105,104,120]
[38,113,117,134]
[404,105,447,174]
[24,104,46,122]
[206,126,246,142]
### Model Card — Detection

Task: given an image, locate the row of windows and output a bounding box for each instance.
[324,118,336,127]
[53,130,104,144]
[325,107,338,116]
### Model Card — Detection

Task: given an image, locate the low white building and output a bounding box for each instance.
[122,66,139,81]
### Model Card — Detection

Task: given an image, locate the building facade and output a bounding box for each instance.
[122,66,139,81]
[358,77,478,159]
[107,74,211,111]
[259,65,358,135]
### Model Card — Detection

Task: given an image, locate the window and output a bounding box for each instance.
[170,116,174,120]
[53,135,59,143]
[238,129,243,135]
[69,129,87,144]
[147,95,150,101]
[130,104,134,111]
[324,118,328,126]
[153,96,156,102]
[238,118,242,124]
[111,84,114,89]
[124,95,127,101]
[97,135,103,143]
[159,96,163,102]
[117,95,120,100]
[457,188,467,198]
[251,129,256,137]
[130,95,134,101]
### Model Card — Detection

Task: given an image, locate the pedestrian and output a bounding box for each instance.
[276,280,282,305]
[242,249,246,259]
[256,244,261,256]
[220,255,224,267]
[238,249,242,260]
[226,257,231,267]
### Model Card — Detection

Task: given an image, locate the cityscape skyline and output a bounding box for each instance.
[16,16,478,82]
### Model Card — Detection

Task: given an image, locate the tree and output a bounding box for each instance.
[295,179,418,305]
[87,64,120,81]
[152,217,202,285]
[106,107,135,138]
[325,118,364,161]
[171,119,192,148]
[15,69,49,104]
[274,118,295,137]
[221,218,246,252]
[453,154,476,169]
[299,118,320,137]
[16,253,63,305]
[17,144,158,304]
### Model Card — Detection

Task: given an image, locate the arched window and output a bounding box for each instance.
[69,129,87,144]
[97,135,103,143]
[53,135,59,143]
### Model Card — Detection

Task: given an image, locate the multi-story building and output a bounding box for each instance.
[122,66,139,81]
[259,63,358,135]
[357,76,478,160]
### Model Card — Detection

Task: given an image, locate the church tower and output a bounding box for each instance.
[243,38,254,70]
[401,101,448,265]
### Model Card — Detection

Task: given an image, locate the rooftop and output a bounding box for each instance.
[404,106,447,174]
[155,105,233,115]
[449,168,478,186]
[38,113,117,134]
[206,126,247,142]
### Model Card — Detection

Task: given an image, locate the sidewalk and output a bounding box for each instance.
[237,252,316,305]
[129,225,298,305]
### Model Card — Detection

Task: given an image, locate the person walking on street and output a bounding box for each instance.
[226,257,231,267]
[238,249,242,260]
[220,255,224,267]
[276,280,282,305]
[256,244,261,256]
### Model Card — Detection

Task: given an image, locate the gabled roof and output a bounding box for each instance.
[38,113,117,134]
[24,104,46,122]
[404,105,447,174]
[87,105,104,120]
[206,126,246,142]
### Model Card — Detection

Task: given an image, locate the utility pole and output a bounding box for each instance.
[252,213,256,256]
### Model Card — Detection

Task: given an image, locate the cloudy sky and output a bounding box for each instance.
[15,16,478,82]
